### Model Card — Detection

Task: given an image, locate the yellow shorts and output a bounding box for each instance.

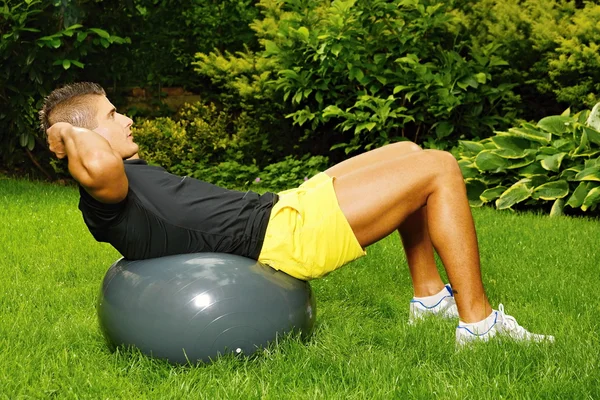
[258,172,366,281]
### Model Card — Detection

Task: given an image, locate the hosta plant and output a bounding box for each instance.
[455,103,600,216]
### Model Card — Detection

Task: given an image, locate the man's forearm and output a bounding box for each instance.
[62,127,124,189]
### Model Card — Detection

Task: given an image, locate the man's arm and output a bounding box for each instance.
[47,122,128,203]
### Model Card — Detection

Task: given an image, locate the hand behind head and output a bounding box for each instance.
[46,122,75,159]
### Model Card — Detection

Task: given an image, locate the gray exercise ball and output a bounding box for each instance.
[97,253,316,364]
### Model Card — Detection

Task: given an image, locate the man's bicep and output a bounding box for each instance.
[71,155,129,204]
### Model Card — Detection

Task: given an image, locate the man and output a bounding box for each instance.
[41,82,553,346]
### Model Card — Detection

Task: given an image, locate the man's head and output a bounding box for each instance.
[40,82,139,159]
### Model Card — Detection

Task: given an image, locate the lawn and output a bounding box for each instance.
[1,176,598,399]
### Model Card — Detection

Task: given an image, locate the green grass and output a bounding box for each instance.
[1,176,599,399]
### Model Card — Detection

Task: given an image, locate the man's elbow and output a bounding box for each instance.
[75,152,128,203]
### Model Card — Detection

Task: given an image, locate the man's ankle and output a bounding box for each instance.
[456,303,493,324]
[413,282,446,298]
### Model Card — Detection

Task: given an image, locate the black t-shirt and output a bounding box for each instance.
[78,159,278,260]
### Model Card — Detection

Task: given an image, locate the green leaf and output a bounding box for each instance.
[586,102,600,131]
[279,69,298,79]
[322,105,344,118]
[459,140,485,157]
[264,40,280,57]
[480,186,507,203]
[315,91,323,104]
[492,148,533,159]
[89,28,110,39]
[393,85,409,94]
[566,182,591,208]
[550,198,565,217]
[474,72,487,84]
[495,181,533,210]
[537,115,571,135]
[458,160,479,179]
[435,121,453,139]
[474,150,510,171]
[531,180,569,200]
[507,156,535,169]
[581,186,600,211]
[574,166,600,181]
[62,59,71,70]
[560,167,581,181]
[71,60,84,68]
[76,31,88,42]
[466,179,487,207]
[583,126,600,146]
[19,133,28,147]
[491,135,535,152]
[539,152,567,172]
[355,122,377,133]
[519,162,546,177]
[349,67,364,82]
[552,138,576,152]
[504,125,551,144]
[297,26,309,40]
[331,43,342,56]
[538,146,559,155]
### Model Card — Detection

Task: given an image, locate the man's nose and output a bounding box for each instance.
[118,113,133,128]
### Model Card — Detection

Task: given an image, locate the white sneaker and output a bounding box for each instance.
[456,304,555,347]
[409,284,459,324]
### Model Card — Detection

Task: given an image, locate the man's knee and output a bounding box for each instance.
[388,141,422,154]
[422,149,462,178]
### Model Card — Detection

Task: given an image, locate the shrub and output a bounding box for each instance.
[546,2,600,109]
[132,100,329,190]
[195,0,519,158]
[456,0,600,118]
[0,0,128,175]
[133,102,236,174]
[193,47,299,159]
[191,154,329,191]
[254,155,330,192]
[455,103,600,216]
[85,0,261,91]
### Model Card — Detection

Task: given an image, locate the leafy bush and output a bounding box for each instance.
[455,103,600,216]
[133,100,329,190]
[456,0,600,117]
[193,46,299,159]
[546,2,600,109]
[195,0,519,157]
[133,102,241,174]
[192,154,329,191]
[0,0,128,174]
[86,0,261,91]
[253,155,330,191]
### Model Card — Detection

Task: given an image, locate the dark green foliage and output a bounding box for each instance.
[193,154,329,191]
[455,103,600,215]
[195,0,519,156]
[456,0,600,119]
[83,0,260,91]
[0,0,128,170]
[0,0,261,178]
[132,100,329,189]
[193,46,302,161]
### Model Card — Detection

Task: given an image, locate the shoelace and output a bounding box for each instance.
[497,303,528,337]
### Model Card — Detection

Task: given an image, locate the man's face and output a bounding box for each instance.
[93,96,139,160]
